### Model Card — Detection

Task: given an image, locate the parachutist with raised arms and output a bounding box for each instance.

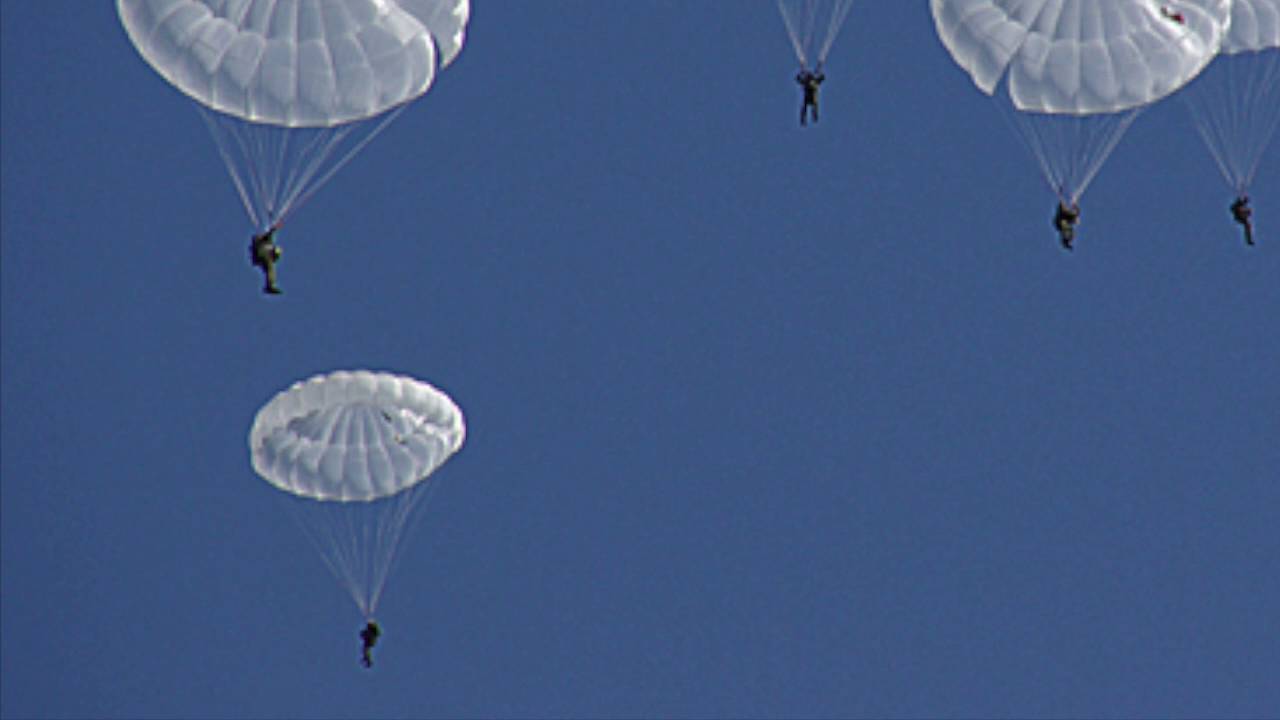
[796,66,825,126]
[1053,201,1081,251]
[359,620,381,668]
[1231,196,1254,246]
[249,228,283,295]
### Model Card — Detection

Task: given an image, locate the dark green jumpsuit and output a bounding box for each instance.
[250,230,283,294]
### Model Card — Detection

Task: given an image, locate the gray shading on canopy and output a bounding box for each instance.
[250,370,465,503]
[931,0,1230,114]
[117,0,469,127]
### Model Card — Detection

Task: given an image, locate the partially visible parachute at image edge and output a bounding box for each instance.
[1180,0,1280,201]
[930,0,1231,208]
[117,0,470,232]
[777,0,855,70]
[249,370,466,617]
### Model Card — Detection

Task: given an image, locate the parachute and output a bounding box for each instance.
[249,370,465,617]
[931,0,1229,208]
[777,0,855,70]
[118,0,469,232]
[1181,0,1280,200]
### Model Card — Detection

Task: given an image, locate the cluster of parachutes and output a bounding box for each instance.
[785,1,1277,243]
[115,0,1278,634]
[117,1,471,622]
[928,0,1279,239]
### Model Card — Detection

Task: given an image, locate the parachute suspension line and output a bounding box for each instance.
[283,494,368,614]
[269,125,357,229]
[272,103,409,230]
[814,0,854,66]
[1001,102,1141,205]
[199,102,410,232]
[777,0,855,68]
[777,0,813,67]
[200,108,268,230]
[1183,49,1280,195]
[365,477,443,615]
[282,476,445,618]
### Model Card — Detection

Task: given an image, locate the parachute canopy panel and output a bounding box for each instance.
[930,0,1230,114]
[1221,0,1280,53]
[397,0,470,67]
[250,370,465,502]
[117,0,470,127]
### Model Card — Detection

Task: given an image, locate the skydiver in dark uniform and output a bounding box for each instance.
[1053,200,1081,251]
[359,620,381,668]
[796,65,825,126]
[250,227,283,294]
[1231,196,1254,246]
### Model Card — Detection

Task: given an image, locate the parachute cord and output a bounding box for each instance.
[1236,50,1280,190]
[816,0,854,66]
[1002,106,1062,200]
[1184,49,1280,195]
[200,108,265,230]
[778,0,854,68]
[280,476,446,618]
[199,102,411,233]
[271,126,352,228]
[1070,109,1140,203]
[777,0,810,68]
[1001,100,1139,205]
[283,494,370,615]
[366,478,444,614]
[272,103,409,231]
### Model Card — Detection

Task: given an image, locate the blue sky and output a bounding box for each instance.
[3,2,1279,718]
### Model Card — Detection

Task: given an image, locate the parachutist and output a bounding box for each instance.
[359,620,381,668]
[250,228,283,295]
[796,66,825,126]
[1053,201,1080,251]
[1231,196,1254,246]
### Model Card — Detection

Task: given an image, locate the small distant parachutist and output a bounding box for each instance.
[1231,196,1254,246]
[360,620,381,668]
[796,65,825,126]
[250,228,283,295]
[1053,201,1081,251]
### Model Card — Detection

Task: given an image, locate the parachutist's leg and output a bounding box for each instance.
[1244,223,1254,246]
[264,262,282,294]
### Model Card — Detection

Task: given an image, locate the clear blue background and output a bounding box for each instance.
[3,3,1278,718]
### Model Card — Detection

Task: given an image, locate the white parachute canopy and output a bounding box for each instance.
[118,0,469,230]
[777,0,855,69]
[249,370,465,616]
[931,0,1229,203]
[1181,0,1280,197]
